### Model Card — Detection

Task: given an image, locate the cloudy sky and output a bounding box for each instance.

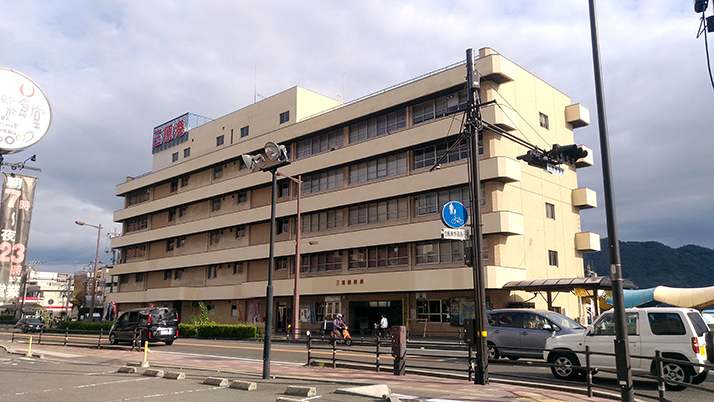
[1,1,712,274]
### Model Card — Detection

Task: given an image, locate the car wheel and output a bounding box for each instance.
[344,338,352,346]
[507,356,520,361]
[662,361,692,391]
[692,369,708,385]
[164,340,174,346]
[550,352,581,381]
[109,333,117,345]
[487,343,499,360]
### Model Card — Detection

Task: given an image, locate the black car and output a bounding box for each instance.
[15,317,45,333]
[109,307,178,345]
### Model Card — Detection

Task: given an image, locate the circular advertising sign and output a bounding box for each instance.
[0,68,52,154]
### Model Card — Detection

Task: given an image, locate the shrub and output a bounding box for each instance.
[178,323,258,339]
[58,321,113,332]
[178,323,198,337]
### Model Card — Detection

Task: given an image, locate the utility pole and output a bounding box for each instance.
[465,48,488,386]
[587,2,633,401]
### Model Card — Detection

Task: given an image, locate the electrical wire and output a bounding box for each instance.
[697,13,714,94]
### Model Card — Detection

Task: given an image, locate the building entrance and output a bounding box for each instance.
[350,300,402,336]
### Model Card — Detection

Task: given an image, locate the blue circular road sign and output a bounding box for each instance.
[441,201,468,228]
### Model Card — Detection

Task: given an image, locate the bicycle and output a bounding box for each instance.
[371,323,391,340]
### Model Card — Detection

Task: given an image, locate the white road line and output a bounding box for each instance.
[0,377,155,398]
[153,350,304,365]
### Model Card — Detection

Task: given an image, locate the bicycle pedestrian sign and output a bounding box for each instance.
[441,201,468,229]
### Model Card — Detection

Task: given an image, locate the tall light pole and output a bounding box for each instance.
[76,221,102,322]
[587,1,633,400]
[277,170,304,340]
[242,141,290,379]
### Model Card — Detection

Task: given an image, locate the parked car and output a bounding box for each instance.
[14,317,45,333]
[701,311,714,363]
[109,307,178,345]
[486,309,586,360]
[545,307,710,391]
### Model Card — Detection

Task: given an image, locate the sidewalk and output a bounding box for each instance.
[1,341,621,401]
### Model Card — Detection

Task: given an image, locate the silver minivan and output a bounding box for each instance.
[487,309,585,360]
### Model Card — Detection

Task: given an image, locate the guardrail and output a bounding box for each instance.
[11,328,105,349]
[304,334,714,401]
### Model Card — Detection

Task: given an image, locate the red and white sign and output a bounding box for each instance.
[0,68,52,154]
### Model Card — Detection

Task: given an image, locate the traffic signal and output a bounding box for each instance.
[694,0,708,13]
[548,144,588,165]
[517,149,551,168]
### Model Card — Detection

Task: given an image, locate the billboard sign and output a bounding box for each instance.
[0,172,37,287]
[152,112,212,154]
[0,68,52,154]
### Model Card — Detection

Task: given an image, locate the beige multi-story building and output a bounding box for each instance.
[110,48,599,336]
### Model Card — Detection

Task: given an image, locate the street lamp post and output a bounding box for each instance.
[277,171,303,340]
[76,221,102,322]
[242,142,290,380]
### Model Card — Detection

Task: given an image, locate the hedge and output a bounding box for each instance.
[178,323,258,339]
[58,321,114,332]
[0,315,17,324]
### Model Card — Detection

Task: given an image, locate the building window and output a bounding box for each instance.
[412,90,467,126]
[216,135,224,146]
[300,251,343,273]
[548,250,558,267]
[417,299,450,323]
[177,236,186,248]
[233,261,244,274]
[349,153,407,184]
[164,271,171,281]
[301,168,344,195]
[170,180,178,193]
[415,240,464,265]
[172,152,179,162]
[126,188,150,206]
[178,205,188,217]
[413,139,468,170]
[277,218,290,235]
[279,181,290,198]
[181,176,189,187]
[207,265,218,279]
[240,125,249,138]
[184,148,190,157]
[237,191,247,204]
[275,257,288,271]
[210,230,220,245]
[415,186,472,216]
[539,112,549,129]
[348,244,408,269]
[168,209,176,222]
[135,273,144,283]
[174,268,183,280]
[235,225,246,238]
[123,245,146,261]
[302,209,344,233]
[125,216,148,233]
[349,108,407,143]
[211,197,221,212]
[546,203,555,219]
[348,198,407,226]
[296,129,343,158]
[279,111,290,124]
[120,275,129,284]
[166,239,175,252]
[213,165,223,179]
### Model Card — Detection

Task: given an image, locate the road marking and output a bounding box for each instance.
[100,386,223,402]
[0,377,155,398]
[153,350,303,365]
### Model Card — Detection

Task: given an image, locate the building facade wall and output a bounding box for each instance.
[110,48,596,331]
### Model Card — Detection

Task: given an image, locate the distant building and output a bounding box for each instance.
[20,270,72,318]
[110,48,599,334]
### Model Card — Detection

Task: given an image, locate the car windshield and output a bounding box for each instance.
[702,313,714,330]
[25,319,42,324]
[541,312,585,329]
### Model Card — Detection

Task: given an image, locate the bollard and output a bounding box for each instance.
[97,329,103,349]
[375,335,381,372]
[655,351,665,402]
[140,340,150,367]
[38,328,43,344]
[586,346,592,398]
[64,327,69,346]
[26,336,33,357]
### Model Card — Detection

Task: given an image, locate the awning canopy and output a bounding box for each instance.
[502,276,638,292]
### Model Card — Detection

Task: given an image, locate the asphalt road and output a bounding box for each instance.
[2,329,714,402]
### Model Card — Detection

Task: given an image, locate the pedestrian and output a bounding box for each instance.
[379,314,388,336]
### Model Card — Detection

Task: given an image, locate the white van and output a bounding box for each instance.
[544,307,709,391]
